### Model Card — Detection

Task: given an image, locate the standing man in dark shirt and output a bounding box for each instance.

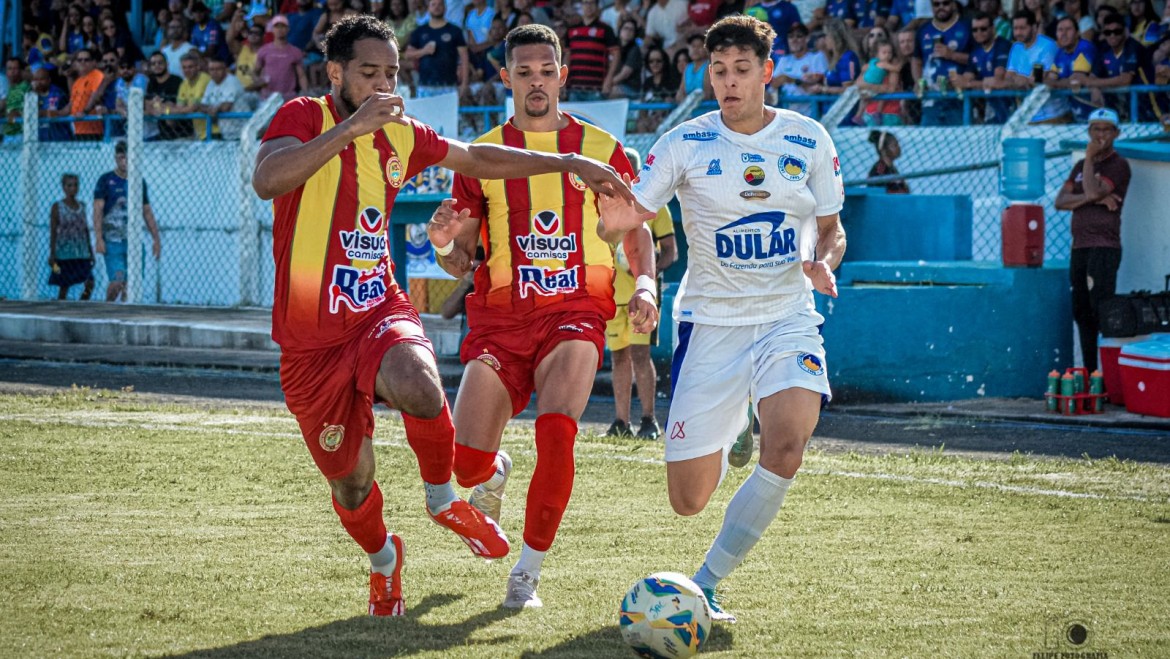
[1054,108,1130,374]
[565,0,619,101]
[406,0,469,97]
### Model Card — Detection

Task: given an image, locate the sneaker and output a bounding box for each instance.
[728,404,755,469]
[503,570,543,609]
[429,500,510,559]
[605,419,632,437]
[469,450,512,522]
[701,587,737,624]
[368,534,405,616]
[636,416,661,440]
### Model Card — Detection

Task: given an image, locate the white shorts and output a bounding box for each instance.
[664,308,831,463]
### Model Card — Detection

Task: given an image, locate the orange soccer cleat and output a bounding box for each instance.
[368,534,405,617]
[429,499,510,559]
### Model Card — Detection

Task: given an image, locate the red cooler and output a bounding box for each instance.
[1119,341,1170,418]
[1002,204,1044,267]
[1099,335,1151,405]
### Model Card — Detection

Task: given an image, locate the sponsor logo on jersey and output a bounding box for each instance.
[516,233,578,260]
[340,230,388,261]
[682,131,719,141]
[741,153,765,163]
[784,134,817,149]
[779,154,807,181]
[740,190,771,199]
[797,353,825,376]
[517,265,580,298]
[359,206,386,234]
[832,156,841,178]
[743,165,766,186]
[319,424,344,452]
[329,263,388,313]
[714,212,799,266]
[706,159,722,175]
[532,210,561,235]
[368,315,404,340]
[558,324,584,333]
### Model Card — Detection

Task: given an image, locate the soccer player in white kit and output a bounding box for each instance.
[599,14,847,623]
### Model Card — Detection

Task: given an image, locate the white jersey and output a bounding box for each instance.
[632,109,844,326]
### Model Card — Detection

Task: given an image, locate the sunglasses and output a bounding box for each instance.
[972,25,990,31]
[1102,28,1123,35]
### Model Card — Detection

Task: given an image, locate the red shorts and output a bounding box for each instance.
[280,296,433,480]
[460,310,606,416]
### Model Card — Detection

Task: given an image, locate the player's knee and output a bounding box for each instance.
[760,433,808,479]
[669,488,711,517]
[330,458,375,509]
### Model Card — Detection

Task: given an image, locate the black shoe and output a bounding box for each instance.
[636,416,661,440]
[606,419,632,437]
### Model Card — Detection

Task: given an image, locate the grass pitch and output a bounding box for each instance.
[0,389,1167,658]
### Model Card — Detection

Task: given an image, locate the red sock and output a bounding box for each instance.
[401,402,455,485]
[524,413,577,552]
[333,480,389,554]
[454,443,498,489]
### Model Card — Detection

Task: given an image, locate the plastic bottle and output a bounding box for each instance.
[1060,373,1075,415]
[1046,370,1060,411]
[1090,370,1105,412]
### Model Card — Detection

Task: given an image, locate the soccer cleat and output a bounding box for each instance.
[503,570,543,609]
[368,534,405,617]
[728,404,755,469]
[429,499,510,559]
[469,450,512,523]
[701,587,737,624]
[636,416,661,440]
[606,419,632,437]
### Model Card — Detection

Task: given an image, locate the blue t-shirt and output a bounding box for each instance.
[759,0,801,56]
[825,0,853,23]
[826,50,860,86]
[851,0,876,28]
[969,37,1012,122]
[287,9,322,51]
[409,23,467,87]
[93,171,150,243]
[1006,34,1058,77]
[917,19,974,88]
[39,85,72,142]
[889,0,916,29]
[191,20,231,62]
[1094,38,1141,79]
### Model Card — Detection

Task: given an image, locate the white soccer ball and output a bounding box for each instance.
[619,572,712,658]
[614,242,631,274]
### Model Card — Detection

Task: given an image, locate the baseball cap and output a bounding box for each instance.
[269,14,290,27]
[1088,108,1119,128]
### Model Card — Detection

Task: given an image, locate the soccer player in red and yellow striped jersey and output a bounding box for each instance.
[424,24,659,609]
[251,15,635,618]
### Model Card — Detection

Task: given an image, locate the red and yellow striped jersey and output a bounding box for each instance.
[263,95,449,349]
[452,115,633,324]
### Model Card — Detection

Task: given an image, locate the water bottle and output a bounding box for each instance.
[1046,370,1060,411]
[1090,370,1105,412]
[1060,373,1075,415]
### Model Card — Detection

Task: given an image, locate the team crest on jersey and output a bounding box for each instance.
[385,155,404,188]
[779,154,807,181]
[784,134,817,149]
[743,165,766,186]
[706,159,722,175]
[568,172,588,191]
[714,212,798,265]
[517,265,579,298]
[329,263,388,313]
[319,424,344,452]
[741,153,765,163]
[797,353,825,376]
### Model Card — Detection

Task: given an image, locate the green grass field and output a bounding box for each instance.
[1,389,1167,658]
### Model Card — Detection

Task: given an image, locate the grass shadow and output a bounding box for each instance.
[518,622,735,658]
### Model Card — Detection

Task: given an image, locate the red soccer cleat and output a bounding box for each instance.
[429,500,511,559]
[368,534,405,617]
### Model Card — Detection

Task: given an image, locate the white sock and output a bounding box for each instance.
[694,464,792,589]
[511,542,547,576]
[425,481,457,515]
[483,456,506,489]
[368,534,398,576]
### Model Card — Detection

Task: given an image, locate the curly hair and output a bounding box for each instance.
[322,14,397,64]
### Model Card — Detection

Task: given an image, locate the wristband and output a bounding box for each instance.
[634,274,657,299]
[433,239,454,257]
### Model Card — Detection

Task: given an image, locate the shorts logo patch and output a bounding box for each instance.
[797,353,825,376]
[476,351,502,371]
[670,421,686,440]
[319,424,345,452]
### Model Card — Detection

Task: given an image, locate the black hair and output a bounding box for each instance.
[115,140,127,154]
[1101,11,1126,28]
[705,15,776,64]
[1012,9,1037,26]
[789,22,810,37]
[869,129,894,153]
[61,172,79,184]
[323,14,397,64]
[1055,15,1078,31]
[970,11,992,24]
[504,24,561,67]
[6,57,25,69]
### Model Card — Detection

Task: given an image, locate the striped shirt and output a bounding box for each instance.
[263,95,449,349]
[566,20,618,90]
[452,115,633,322]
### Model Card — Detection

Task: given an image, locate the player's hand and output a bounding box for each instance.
[151,238,161,260]
[627,289,659,334]
[347,92,407,136]
[1098,193,1122,211]
[95,238,106,255]
[575,155,637,203]
[598,173,654,234]
[427,198,473,251]
[802,260,838,298]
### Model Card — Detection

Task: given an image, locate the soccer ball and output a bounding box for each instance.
[614,242,630,273]
[619,572,712,658]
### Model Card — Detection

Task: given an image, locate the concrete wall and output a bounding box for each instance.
[1115,143,1170,295]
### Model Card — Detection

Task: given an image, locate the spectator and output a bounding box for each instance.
[644,0,689,51]
[812,17,861,121]
[825,0,855,27]
[861,24,894,60]
[867,129,909,193]
[93,141,162,303]
[469,16,507,106]
[1127,0,1160,45]
[1021,0,1050,37]
[145,52,184,139]
[771,22,827,114]
[32,67,72,142]
[853,0,878,34]
[149,8,174,55]
[513,0,552,28]
[173,52,212,139]
[1084,13,1141,115]
[859,37,903,125]
[200,56,244,138]
[1040,16,1096,123]
[70,48,107,140]
[676,32,712,102]
[58,4,87,59]
[79,15,100,54]
[381,0,421,44]
[756,0,802,57]
[896,26,921,123]
[256,15,310,101]
[952,11,1012,124]
[48,173,95,301]
[463,0,497,100]
[976,0,1012,41]
[191,2,232,64]
[1062,0,1096,43]
[113,56,150,119]
[311,0,356,88]
[235,24,264,92]
[610,18,644,98]
[1150,3,1170,45]
[1005,10,1058,91]
[672,47,691,86]
[635,45,674,131]
[565,0,620,100]
[406,0,470,97]
[688,0,720,32]
[3,59,30,143]
[913,0,973,125]
[289,0,324,55]
[1054,109,1129,374]
[601,0,642,33]
[716,0,747,22]
[884,0,917,32]
[95,51,122,117]
[97,18,144,63]
[161,17,197,76]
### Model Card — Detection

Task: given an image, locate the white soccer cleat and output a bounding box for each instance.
[469,450,512,523]
[503,570,543,609]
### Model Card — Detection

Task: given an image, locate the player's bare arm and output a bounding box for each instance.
[596,173,655,242]
[622,224,659,334]
[427,198,481,276]
[438,141,635,202]
[803,213,846,298]
[251,92,407,200]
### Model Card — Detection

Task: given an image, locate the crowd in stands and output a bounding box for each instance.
[3,0,1169,141]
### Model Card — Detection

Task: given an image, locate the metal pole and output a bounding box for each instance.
[126,87,145,304]
[19,93,39,299]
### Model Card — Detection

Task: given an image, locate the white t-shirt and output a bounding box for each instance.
[162,41,197,77]
[202,73,244,107]
[633,109,844,326]
[645,0,688,50]
[773,50,828,115]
